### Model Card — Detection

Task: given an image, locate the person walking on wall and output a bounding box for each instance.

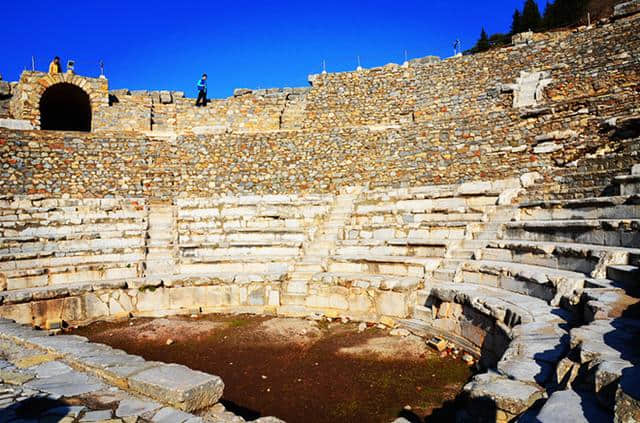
[48,56,62,75]
[195,73,208,107]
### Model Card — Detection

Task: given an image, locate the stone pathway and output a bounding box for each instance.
[0,320,284,423]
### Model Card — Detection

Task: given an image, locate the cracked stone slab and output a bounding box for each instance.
[30,361,74,379]
[534,389,612,422]
[464,372,544,415]
[115,398,162,418]
[80,409,114,421]
[128,363,224,412]
[25,369,106,397]
[151,406,195,423]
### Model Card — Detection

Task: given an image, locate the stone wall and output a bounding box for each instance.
[1,13,638,197]
[0,125,546,197]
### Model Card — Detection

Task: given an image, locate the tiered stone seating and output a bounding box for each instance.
[421,174,640,421]
[0,197,147,292]
[1,169,639,421]
[294,179,523,319]
[175,194,332,281]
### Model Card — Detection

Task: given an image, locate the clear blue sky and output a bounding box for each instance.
[2,0,540,99]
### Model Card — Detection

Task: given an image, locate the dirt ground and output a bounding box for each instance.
[72,314,473,423]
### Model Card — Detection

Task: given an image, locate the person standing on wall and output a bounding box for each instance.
[195,73,208,107]
[48,57,62,75]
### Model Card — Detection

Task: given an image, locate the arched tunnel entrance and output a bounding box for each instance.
[39,83,92,131]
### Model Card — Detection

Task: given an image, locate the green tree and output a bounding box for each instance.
[542,1,554,29]
[521,0,543,31]
[489,33,511,48]
[476,28,490,52]
[510,9,523,34]
[547,0,588,28]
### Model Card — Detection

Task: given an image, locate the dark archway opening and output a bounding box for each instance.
[39,83,92,131]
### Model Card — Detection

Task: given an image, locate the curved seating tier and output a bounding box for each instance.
[1,170,639,422]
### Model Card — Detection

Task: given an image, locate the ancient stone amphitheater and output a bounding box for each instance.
[0,2,639,422]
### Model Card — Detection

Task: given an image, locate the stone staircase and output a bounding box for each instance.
[280,190,360,314]
[144,202,177,277]
[150,102,176,133]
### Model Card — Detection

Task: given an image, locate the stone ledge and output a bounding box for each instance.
[0,318,224,412]
[128,363,224,412]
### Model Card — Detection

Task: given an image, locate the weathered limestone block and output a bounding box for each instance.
[128,363,224,412]
[347,288,375,314]
[375,291,411,317]
[306,286,349,311]
[463,372,544,418]
[512,31,534,46]
[83,293,111,319]
[0,119,34,130]
[136,288,170,312]
[536,389,612,423]
[513,71,552,108]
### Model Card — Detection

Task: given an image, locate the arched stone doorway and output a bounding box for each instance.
[39,83,92,131]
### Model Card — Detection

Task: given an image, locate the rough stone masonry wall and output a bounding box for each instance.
[0,125,557,197]
[1,13,639,197]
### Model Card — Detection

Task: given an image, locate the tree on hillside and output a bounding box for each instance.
[489,33,512,48]
[544,0,588,28]
[476,28,490,52]
[510,9,523,34]
[542,1,553,29]
[521,0,543,31]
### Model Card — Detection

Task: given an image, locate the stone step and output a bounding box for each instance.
[294,263,325,274]
[518,195,640,221]
[433,269,456,282]
[607,265,640,296]
[504,219,640,248]
[180,246,300,258]
[480,240,640,277]
[344,225,470,242]
[524,389,612,423]
[448,249,476,259]
[328,255,441,277]
[334,244,446,258]
[475,231,500,241]
[311,272,422,292]
[412,304,433,321]
[285,280,308,294]
[351,212,485,225]
[459,259,592,305]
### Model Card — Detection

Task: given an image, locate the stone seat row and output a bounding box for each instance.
[176,205,331,220]
[354,197,500,215]
[175,194,333,207]
[407,278,637,421]
[177,229,308,245]
[399,281,569,421]
[503,219,640,248]
[478,240,640,294]
[517,194,640,221]
[342,222,483,242]
[0,270,289,306]
[0,211,147,227]
[359,178,522,202]
[0,196,145,210]
[457,258,638,307]
[177,218,319,231]
[0,235,144,255]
